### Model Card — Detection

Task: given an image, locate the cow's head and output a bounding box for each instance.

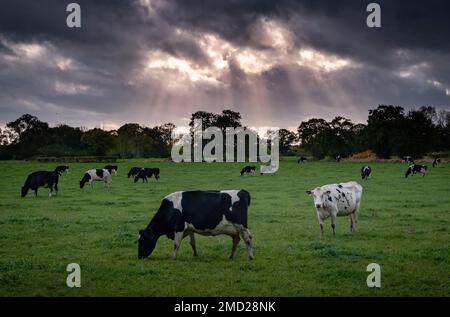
[138,228,158,259]
[405,167,412,178]
[306,188,331,209]
[21,186,28,197]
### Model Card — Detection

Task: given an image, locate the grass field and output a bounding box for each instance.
[0,158,449,296]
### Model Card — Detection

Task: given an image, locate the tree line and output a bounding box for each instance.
[0,105,449,160]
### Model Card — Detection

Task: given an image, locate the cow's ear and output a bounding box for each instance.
[305,190,312,195]
[139,229,144,235]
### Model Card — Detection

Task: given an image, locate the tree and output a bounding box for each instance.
[116,123,144,158]
[366,105,405,158]
[6,114,50,158]
[297,118,329,145]
[81,128,115,156]
[278,129,297,156]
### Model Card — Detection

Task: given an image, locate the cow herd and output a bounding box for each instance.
[19,156,442,260]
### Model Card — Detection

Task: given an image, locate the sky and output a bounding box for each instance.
[0,0,449,131]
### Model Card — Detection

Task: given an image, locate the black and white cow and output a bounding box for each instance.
[405,164,428,178]
[306,181,363,236]
[335,155,341,162]
[127,167,142,178]
[54,165,69,175]
[134,168,160,183]
[138,190,253,260]
[104,165,118,175]
[21,171,59,197]
[240,166,256,176]
[432,158,441,168]
[80,169,112,188]
[361,166,372,180]
[297,156,307,163]
[402,156,415,164]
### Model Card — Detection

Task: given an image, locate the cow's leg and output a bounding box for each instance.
[317,213,324,237]
[54,183,58,195]
[331,212,337,236]
[349,213,356,233]
[34,188,38,197]
[229,235,240,259]
[353,204,360,231]
[238,227,254,260]
[189,233,198,257]
[48,187,52,197]
[172,231,184,260]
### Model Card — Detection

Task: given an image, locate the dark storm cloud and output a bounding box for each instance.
[0,0,449,129]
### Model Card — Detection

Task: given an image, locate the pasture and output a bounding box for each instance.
[0,158,449,296]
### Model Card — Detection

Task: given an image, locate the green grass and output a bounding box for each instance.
[0,158,449,296]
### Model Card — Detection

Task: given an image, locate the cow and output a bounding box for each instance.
[297,156,307,163]
[127,167,142,178]
[432,158,441,168]
[402,156,415,164]
[134,168,160,183]
[104,165,118,175]
[80,169,112,188]
[306,181,363,237]
[361,166,372,180]
[405,164,428,178]
[54,165,69,175]
[21,171,59,197]
[138,190,253,260]
[240,166,256,176]
[335,155,341,162]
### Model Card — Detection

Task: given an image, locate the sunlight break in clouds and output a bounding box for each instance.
[141,19,355,88]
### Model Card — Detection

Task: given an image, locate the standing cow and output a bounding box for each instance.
[306,181,363,236]
[361,166,372,180]
[240,166,256,176]
[335,155,341,162]
[432,158,441,168]
[405,164,428,178]
[21,171,59,197]
[80,169,112,188]
[298,156,307,164]
[134,168,160,183]
[138,190,253,260]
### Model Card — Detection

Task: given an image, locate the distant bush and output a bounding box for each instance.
[350,150,377,160]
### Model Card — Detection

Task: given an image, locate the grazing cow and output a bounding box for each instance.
[402,156,415,164]
[361,166,372,180]
[240,166,256,176]
[405,164,428,178]
[306,181,363,237]
[104,165,118,175]
[127,167,142,178]
[80,169,112,188]
[297,156,307,163]
[335,155,341,162]
[432,158,441,168]
[21,171,59,197]
[134,168,160,183]
[54,165,69,175]
[138,190,253,260]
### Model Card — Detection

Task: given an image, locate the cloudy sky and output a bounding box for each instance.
[1,0,449,131]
